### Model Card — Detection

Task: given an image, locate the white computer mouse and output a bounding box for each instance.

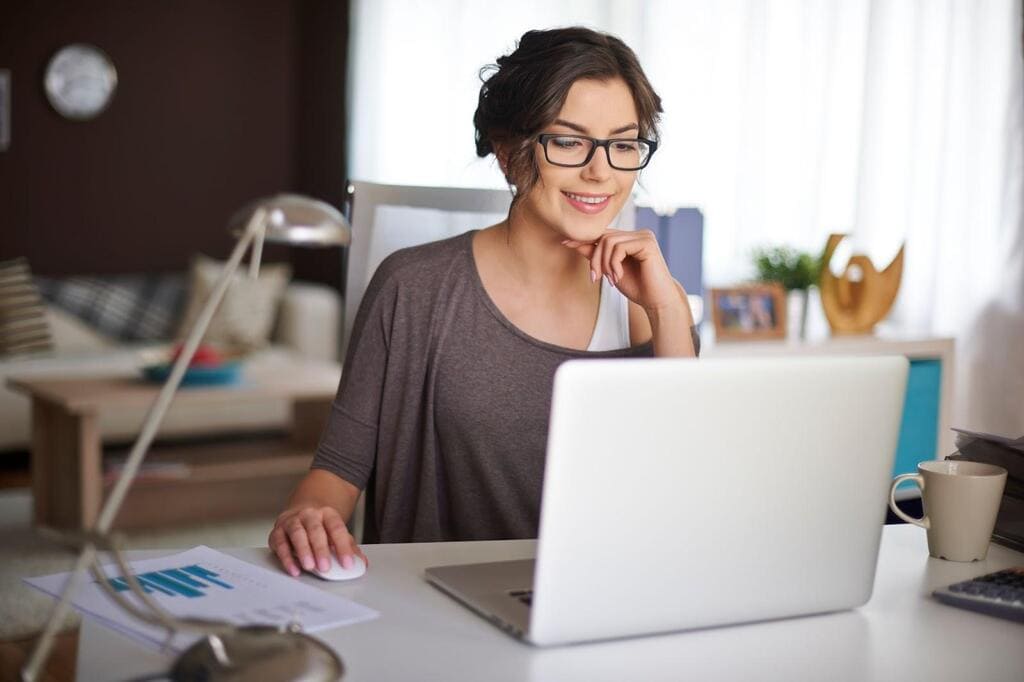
[307,554,366,581]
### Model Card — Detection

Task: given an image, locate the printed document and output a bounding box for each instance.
[25,545,378,652]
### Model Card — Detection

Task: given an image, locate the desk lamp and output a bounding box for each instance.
[23,194,351,682]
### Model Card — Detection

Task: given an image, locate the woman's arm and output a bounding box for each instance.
[268,469,365,577]
[628,280,696,356]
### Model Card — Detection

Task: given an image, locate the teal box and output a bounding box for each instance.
[892,359,942,477]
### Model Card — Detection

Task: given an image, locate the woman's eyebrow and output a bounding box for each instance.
[552,119,639,135]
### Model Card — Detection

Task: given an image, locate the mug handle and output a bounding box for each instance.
[889,474,930,529]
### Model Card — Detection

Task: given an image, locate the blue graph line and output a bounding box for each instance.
[136,575,176,597]
[106,563,234,598]
[143,573,204,598]
[163,568,208,588]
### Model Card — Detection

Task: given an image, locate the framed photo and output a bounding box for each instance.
[710,283,788,341]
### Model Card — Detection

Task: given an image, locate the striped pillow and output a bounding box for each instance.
[34,274,187,342]
[0,258,54,356]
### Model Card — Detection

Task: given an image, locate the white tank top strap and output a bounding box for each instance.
[587,277,631,351]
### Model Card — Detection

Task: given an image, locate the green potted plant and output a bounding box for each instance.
[752,246,822,339]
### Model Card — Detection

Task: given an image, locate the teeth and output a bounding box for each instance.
[566,192,609,205]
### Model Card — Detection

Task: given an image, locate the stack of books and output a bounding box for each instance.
[947,428,1024,552]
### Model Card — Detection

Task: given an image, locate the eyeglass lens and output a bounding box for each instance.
[544,136,652,170]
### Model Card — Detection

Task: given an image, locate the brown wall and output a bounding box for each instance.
[0,0,348,287]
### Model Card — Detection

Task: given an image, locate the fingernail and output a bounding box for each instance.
[301,557,314,570]
[290,568,300,577]
[341,554,354,570]
[590,270,597,283]
[318,557,330,572]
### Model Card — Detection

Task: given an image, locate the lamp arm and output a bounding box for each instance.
[21,208,268,682]
[88,556,179,632]
[100,206,266,530]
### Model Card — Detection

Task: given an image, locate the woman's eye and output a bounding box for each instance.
[553,138,583,149]
[613,141,639,152]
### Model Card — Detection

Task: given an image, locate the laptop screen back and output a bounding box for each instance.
[529,356,908,645]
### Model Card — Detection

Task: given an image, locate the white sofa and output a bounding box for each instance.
[0,281,342,452]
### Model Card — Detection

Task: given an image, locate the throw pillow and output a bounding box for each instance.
[0,258,54,356]
[35,273,188,342]
[177,254,292,351]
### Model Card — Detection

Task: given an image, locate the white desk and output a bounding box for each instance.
[76,526,1024,682]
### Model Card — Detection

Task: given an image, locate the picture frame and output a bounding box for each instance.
[710,283,788,341]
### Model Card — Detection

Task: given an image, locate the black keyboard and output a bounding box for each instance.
[932,567,1024,623]
[509,589,533,606]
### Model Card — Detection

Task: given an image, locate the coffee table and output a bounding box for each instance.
[8,357,341,530]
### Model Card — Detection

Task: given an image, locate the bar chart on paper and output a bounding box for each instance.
[107,563,235,597]
[24,545,378,652]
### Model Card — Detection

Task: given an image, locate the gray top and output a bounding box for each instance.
[312,231,695,543]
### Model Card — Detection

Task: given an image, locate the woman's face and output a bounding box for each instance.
[517,77,641,242]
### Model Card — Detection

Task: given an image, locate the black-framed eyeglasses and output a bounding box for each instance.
[536,133,657,171]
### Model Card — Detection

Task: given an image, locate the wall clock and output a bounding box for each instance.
[44,43,118,120]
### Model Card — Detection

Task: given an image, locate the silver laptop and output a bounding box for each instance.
[425,356,908,646]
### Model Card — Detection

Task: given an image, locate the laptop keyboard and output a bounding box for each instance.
[509,589,533,606]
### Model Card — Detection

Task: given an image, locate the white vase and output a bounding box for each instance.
[787,289,811,340]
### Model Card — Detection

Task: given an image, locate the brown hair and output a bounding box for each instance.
[474,27,663,204]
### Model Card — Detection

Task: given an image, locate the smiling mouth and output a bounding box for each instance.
[562,191,612,213]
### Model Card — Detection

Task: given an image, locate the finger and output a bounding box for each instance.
[323,512,361,567]
[285,519,316,572]
[561,239,596,261]
[330,538,369,569]
[269,527,301,577]
[597,234,614,282]
[592,233,633,285]
[588,238,607,282]
[610,240,634,282]
[610,234,657,282]
[302,514,333,573]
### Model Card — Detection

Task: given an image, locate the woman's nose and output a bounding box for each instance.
[581,145,613,181]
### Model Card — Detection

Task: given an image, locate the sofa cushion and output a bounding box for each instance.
[35,274,187,342]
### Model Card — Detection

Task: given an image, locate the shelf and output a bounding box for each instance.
[104,436,313,485]
[102,435,312,529]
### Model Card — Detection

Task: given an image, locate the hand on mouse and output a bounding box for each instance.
[268,505,367,578]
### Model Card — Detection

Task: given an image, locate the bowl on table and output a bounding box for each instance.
[141,343,243,386]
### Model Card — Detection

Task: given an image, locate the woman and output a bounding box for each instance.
[270,27,698,577]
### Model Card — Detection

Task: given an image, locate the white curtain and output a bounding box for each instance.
[348,0,1024,435]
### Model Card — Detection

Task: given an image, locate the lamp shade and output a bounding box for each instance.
[229,194,350,246]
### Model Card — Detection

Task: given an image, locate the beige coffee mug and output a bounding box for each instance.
[888,460,1007,562]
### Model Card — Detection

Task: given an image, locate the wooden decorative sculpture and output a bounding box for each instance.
[819,233,904,335]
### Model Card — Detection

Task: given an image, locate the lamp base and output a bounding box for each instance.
[170,625,343,682]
